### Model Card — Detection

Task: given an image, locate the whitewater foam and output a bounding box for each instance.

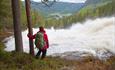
[4,17,115,59]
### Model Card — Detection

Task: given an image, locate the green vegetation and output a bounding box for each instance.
[45,0,115,28]
[0,0,114,30]
[0,0,12,31]
[0,0,45,32]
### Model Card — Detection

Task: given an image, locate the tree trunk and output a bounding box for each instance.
[25,0,34,55]
[11,0,23,52]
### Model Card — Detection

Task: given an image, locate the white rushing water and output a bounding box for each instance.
[4,17,115,59]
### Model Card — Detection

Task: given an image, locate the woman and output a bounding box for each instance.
[28,26,49,59]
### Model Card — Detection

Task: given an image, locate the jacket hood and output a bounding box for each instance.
[39,26,46,33]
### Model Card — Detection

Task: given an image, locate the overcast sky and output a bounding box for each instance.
[22,0,86,3]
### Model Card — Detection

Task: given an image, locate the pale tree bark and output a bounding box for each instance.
[25,0,34,55]
[11,0,23,52]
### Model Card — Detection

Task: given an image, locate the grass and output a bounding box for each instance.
[0,51,71,70]
[0,48,115,70]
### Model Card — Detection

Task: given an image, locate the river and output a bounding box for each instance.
[4,16,115,60]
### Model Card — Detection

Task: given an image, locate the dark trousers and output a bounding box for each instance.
[36,49,47,59]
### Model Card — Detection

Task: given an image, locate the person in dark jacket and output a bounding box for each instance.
[28,26,49,59]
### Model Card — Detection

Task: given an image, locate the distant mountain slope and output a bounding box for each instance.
[29,1,85,18]
[85,0,100,4]
[58,0,115,25]
[78,0,114,15]
[85,0,113,8]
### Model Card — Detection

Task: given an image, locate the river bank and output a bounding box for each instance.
[0,30,13,42]
[0,51,115,70]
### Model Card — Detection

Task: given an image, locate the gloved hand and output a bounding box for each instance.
[27,33,33,40]
[27,33,30,38]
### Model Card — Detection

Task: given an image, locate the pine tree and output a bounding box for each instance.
[11,0,23,52]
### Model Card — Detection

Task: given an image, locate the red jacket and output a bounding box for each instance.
[28,30,49,50]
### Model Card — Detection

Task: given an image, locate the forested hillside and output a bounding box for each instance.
[0,0,12,31]
[0,0,44,32]
[44,0,115,28]
[0,0,114,30]
[29,1,84,18]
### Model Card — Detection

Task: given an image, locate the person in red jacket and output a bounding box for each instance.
[28,26,49,59]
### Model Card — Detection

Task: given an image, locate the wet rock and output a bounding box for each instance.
[51,49,114,60]
[60,66,76,70]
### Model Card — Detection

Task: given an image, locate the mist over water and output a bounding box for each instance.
[4,17,115,59]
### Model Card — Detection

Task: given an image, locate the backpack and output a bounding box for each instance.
[35,32,45,49]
